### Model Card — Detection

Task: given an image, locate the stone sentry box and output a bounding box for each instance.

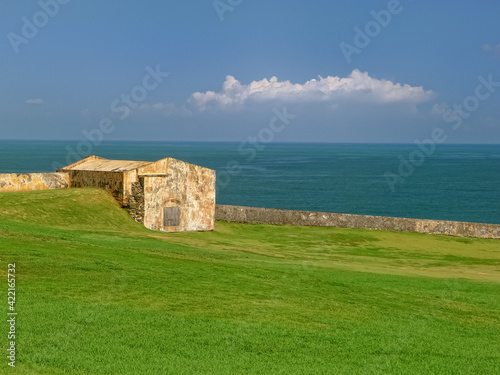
[57,156,216,233]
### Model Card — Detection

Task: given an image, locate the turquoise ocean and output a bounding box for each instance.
[0,141,499,224]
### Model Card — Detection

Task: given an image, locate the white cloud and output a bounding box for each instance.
[139,102,193,116]
[483,44,500,57]
[188,70,435,111]
[431,103,450,117]
[25,98,44,104]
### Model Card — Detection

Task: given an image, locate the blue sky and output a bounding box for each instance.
[1,0,499,143]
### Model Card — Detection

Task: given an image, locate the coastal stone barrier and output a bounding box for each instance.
[215,204,500,239]
[0,173,69,192]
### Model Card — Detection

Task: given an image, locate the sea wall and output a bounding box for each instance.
[215,205,500,239]
[0,173,69,192]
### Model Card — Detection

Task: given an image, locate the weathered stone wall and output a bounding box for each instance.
[127,178,145,224]
[0,173,69,192]
[140,158,216,232]
[215,205,500,239]
[142,176,170,231]
[123,170,139,205]
[65,170,125,205]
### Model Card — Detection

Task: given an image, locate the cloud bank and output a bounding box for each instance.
[483,44,500,57]
[25,98,44,104]
[139,102,193,116]
[188,70,435,111]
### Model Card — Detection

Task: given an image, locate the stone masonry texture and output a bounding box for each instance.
[0,173,69,192]
[139,158,216,232]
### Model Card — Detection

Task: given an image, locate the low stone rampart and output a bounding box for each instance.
[215,204,500,239]
[0,173,69,192]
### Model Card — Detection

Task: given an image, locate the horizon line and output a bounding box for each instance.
[0,139,499,146]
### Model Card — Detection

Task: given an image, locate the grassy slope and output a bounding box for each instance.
[0,189,499,374]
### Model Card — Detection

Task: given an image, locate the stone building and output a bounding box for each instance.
[0,155,216,232]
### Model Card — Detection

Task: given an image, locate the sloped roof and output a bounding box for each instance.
[59,156,153,172]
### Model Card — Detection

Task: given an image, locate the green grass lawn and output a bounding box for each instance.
[0,188,499,374]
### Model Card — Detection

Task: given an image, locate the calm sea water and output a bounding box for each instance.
[0,140,499,224]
